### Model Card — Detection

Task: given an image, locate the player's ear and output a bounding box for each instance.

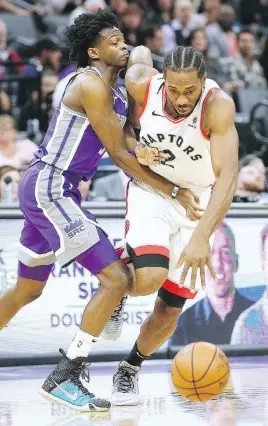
[201,72,207,87]
[87,47,99,60]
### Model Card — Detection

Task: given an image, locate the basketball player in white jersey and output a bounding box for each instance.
[109,45,239,405]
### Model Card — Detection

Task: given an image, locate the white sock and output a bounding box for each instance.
[67,329,98,359]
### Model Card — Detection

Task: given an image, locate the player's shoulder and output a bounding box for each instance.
[205,79,235,113]
[77,71,107,91]
[76,72,112,105]
[204,82,235,132]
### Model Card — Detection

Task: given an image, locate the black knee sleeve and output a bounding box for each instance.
[158,287,187,308]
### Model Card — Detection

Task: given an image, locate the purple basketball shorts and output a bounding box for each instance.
[17,161,119,281]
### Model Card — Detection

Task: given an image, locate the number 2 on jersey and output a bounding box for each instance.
[161,149,175,168]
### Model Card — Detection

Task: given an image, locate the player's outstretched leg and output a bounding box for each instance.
[0,277,47,329]
[0,260,53,329]
[112,296,184,406]
[40,259,132,411]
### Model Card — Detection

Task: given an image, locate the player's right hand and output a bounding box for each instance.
[135,144,169,166]
[176,189,204,221]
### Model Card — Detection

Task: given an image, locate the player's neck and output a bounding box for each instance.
[91,62,120,88]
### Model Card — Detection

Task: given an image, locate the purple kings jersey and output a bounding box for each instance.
[34,67,128,180]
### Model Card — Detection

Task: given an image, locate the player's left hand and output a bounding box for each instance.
[176,236,216,292]
[135,144,169,166]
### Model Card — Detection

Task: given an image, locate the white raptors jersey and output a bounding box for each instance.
[138,74,221,193]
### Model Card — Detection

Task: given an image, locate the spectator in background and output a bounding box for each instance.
[0,19,23,77]
[93,170,129,201]
[68,0,107,25]
[170,222,254,345]
[259,36,268,84]
[0,165,21,202]
[163,0,205,53]
[19,70,58,133]
[240,0,268,29]
[0,91,10,114]
[107,0,128,17]
[204,0,230,58]
[120,3,143,46]
[20,38,62,79]
[223,30,267,91]
[189,28,229,88]
[136,26,164,56]
[234,154,268,203]
[147,0,174,26]
[43,0,81,14]
[218,4,240,57]
[0,114,36,167]
[202,0,220,20]
[231,224,268,345]
[18,37,62,106]
[239,154,267,178]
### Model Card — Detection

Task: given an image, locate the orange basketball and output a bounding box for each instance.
[171,342,230,402]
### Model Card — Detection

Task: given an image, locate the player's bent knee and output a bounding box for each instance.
[154,297,182,322]
[97,260,132,293]
[133,267,168,296]
[15,277,46,305]
[158,285,188,309]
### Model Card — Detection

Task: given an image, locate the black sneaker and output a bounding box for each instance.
[40,349,111,412]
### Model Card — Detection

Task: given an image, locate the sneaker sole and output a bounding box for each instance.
[39,389,110,412]
[111,397,140,407]
[101,331,122,341]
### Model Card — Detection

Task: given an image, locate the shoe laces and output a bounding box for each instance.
[113,364,137,393]
[59,349,94,398]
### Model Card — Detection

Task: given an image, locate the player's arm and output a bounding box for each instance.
[124,93,169,166]
[79,76,179,198]
[178,93,238,290]
[125,46,158,110]
[193,93,238,238]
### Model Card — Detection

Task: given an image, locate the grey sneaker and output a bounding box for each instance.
[101,295,128,341]
[111,360,140,406]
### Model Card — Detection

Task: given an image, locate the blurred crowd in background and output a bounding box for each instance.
[0,0,268,203]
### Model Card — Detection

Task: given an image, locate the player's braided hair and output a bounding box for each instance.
[164,46,206,78]
[65,8,119,68]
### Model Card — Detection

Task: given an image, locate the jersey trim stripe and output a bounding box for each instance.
[200,88,222,140]
[42,107,64,162]
[62,119,88,172]
[138,77,152,119]
[162,278,197,299]
[134,245,169,258]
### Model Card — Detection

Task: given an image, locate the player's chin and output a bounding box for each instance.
[118,55,129,67]
[175,107,193,117]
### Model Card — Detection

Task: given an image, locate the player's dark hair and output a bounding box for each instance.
[65,8,119,68]
[163,46,206,79]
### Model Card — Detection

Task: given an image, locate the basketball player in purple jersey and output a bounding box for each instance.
[0,9,199,411]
